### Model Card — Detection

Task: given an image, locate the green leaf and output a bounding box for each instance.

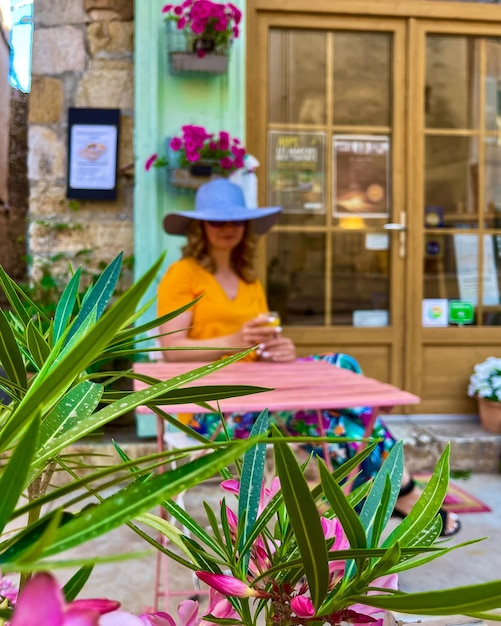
[0,309,27,389]
[238,409,270,571]
[383,446,451,548]
[0,265,33,327]
[359,441,404,546]
[37,380,103,454]
[272,424,329,611]
[37,439,259,560]
[318,459,367,550]
[62,565,94,602]
[0,415,39,534]
[31,351,261,468]
[53,268,81,345]
[65,253,122,345]
[26,319,51,368]
[349,580,501,615]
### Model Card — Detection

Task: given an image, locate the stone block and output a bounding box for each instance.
[76,60,134,109]
[28,127,66,181]
[32,26,86,75]
[84,0,134,21]
[34,0,86,27]
[29,182,68,217]
[119,115,134,173]
[87,21,134,56]
[29,77,64,124]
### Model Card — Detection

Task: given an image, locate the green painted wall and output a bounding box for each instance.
[133,0,246,322]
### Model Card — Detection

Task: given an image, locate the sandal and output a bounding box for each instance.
[393,477,461,537]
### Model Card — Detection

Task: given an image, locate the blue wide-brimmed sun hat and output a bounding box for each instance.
[163,179,282,235]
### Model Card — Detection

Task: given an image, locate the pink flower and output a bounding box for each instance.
[162,5,173,13]
[290,595,315,618]
[195,572,262,598]
[191,19,206,33]
[169,137,183,151]
[177,16,187,29]
[220,156,234,170]
[9,572,119,626]
[0,572,18,603]
[145,154,158,171]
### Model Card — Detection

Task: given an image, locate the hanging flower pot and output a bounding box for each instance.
[145,125,247,194]
[163,1,241,76]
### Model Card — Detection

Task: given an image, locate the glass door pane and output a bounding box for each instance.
[423,34,501,326]
[267,27,393,327]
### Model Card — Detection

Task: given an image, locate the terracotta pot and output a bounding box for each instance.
[477,397,501,434]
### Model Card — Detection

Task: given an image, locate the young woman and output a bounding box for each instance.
[157,178,460,537]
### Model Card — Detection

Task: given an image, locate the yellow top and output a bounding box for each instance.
[157,257,268,362]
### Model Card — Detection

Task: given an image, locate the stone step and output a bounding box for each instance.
[386,415,501,474]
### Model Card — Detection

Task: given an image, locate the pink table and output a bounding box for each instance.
[133,359,420,460]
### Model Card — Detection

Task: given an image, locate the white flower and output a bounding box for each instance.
[468,357,501,401]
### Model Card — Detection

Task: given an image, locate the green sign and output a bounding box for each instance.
[449,300,474,325]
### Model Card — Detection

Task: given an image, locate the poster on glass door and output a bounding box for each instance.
[268,131,325,214]
[333,135,390,218]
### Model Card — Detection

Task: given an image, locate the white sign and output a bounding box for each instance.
[69,124,118,190]
[422,299,448,327]
[353,310,389,327]
[365,233,389,251]
[453,234,499,306]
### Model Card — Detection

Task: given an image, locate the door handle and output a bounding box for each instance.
[383,212,406,258]
[383,222,406,231]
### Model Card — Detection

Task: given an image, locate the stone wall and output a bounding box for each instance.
[0,17,9,206]
[29,0,134,288]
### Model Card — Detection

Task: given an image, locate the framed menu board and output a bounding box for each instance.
[67,108,120,200]
[333,135,390,218]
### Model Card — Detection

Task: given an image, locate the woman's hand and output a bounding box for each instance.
[256,335,297,363]
[239,315,283,346]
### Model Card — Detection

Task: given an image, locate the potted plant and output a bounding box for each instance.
[467,356,501,433]
[162,0,242,74]
[145,124,247,191]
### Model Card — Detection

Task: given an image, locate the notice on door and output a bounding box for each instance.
[268,131,325,214]
[333,135,390,218]
[453,234,500,306]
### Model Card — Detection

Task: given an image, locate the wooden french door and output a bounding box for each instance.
[248,8,501,413]
[248,15,408,390]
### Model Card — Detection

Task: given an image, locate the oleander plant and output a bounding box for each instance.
[0,254,501,625]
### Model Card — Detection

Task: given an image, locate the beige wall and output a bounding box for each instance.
[29,0,135,287]
[0,18,10,205]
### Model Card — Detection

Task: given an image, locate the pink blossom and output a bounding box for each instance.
[232,25,239,38]
[191,19,206,34]
[220,156,234,170]
[177,17,187,29]
[186,150,201,162]
[228,3,241,23]
[195,572,262,598]
[173,5,184,15]
[214,17,228,31]
[9,572,119,626]
[0,572,18,603]
[169,137,183,151]
[290,595,315,618]
[162,5,173,13]
[145,154,158,171]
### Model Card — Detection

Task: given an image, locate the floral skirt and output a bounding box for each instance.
[185,353,396,485]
